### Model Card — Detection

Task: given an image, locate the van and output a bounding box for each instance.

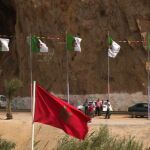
[0,95,7,108]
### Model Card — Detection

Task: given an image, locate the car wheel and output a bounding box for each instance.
[131,113,135,118]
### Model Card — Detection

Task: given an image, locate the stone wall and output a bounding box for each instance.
[12,92,147,111]
[12,97,31,110]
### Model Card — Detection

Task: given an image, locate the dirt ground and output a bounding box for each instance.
[0,112,150,150]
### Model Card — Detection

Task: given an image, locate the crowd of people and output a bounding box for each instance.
[83,99,111,119]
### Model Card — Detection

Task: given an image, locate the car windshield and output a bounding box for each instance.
[0,96,6,101]
[143,104,148,108]
[136,103,148,108]
[136,104,143,107]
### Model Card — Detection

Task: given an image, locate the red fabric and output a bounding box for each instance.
[88,105,94,112]
[34,83,91,140]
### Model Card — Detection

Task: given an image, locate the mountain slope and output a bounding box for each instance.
[0,0,150,96]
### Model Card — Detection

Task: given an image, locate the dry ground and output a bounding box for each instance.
[0,112,150,150]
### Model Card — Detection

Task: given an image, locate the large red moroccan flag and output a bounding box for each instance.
[34,83,91,140]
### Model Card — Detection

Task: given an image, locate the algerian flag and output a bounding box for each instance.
[67,34,82,52]
[0,38,9,51]
[31,36,48,52]
[108,36,120,58]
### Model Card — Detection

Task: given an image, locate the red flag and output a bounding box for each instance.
[34,83,91,140]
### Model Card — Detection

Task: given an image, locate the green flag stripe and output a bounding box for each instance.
[67,34,75,51]
[31,36,40,52]
[108,36,113,45]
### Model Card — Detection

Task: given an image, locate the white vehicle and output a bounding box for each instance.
[77,105,84,112]
[102,100,113,111]
[0,95,7,108]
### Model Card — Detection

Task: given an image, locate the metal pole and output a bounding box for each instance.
[108,50,110,100]
[30,35,33,111]
[148,32,150,119]
[66,31,70,103]
[107,31,110,100]
[31,81,36,150]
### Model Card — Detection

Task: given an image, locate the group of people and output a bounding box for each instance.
[83,99,111,119]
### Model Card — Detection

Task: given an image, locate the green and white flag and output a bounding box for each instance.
[31,36,48,52]
[67,34,82,52]
[108,36,120,58]
[0,38,9,51]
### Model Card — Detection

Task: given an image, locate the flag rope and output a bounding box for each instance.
[0,34,64,40]
[0,34,148,43]
[118,40,147,43]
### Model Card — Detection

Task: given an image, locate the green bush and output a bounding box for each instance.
[56,126,148,150]
[0,137,16,150]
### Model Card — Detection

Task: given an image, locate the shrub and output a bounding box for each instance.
[0,137,16,150]
[56,126,147,150]
[5,78,22,119]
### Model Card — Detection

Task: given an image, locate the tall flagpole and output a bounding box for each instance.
[31,81,36,150]
[29,35,34,149]
[66,31,70,104]
[29,35,33,111]
[66,51,70,104]
[148,32,150,120]
[107,31,110,100]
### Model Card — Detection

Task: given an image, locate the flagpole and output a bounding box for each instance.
[107,31,110,100]
[148,32,150,120]
[29,35,33,110]
[31,81,36,150]
[66,31,70,104]
[67,51,70,104]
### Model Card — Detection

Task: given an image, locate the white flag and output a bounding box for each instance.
[108,41,120,58]
[39,39,48,52]
[0,38,9,51]
[74,37,82,52]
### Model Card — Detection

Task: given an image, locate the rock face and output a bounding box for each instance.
[0,0,150,96]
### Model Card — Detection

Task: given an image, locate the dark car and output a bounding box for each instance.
[128,103,148,118]
[0,95,7,108]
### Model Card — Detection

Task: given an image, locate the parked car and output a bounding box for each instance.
[77,105,85,112]
[128,103,148,118]
[0,95,7,108]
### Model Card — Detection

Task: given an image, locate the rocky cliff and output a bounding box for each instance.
[0,0,150,96]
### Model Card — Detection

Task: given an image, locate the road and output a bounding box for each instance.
[0,112,149,150]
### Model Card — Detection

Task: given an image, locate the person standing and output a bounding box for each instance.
[100,99,104,115]
[105,100,111,119]
[88,101,95,118]
[84,99,88,115]
[96,99,102,116]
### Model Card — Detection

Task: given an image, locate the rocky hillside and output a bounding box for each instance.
[0,0,150,96]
